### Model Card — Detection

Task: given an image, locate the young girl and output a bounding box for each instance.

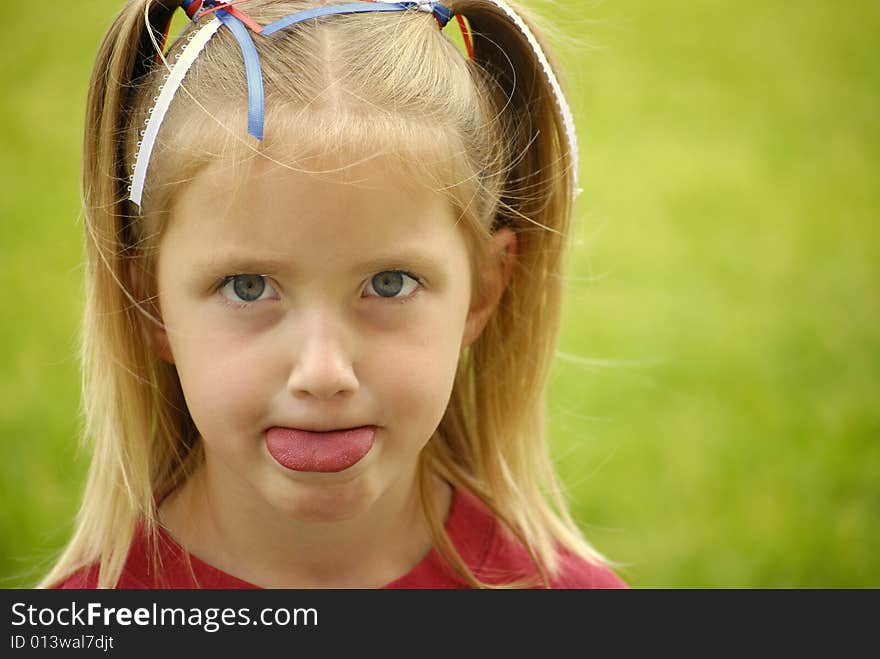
[45,0,625,589]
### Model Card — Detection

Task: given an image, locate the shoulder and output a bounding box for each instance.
[49,524,158,589]
[454,488,627,589]
[50,561,152,590]
[52,564,99,589]
[482,526,628,589]
[547,549,629,589]
[49,521,250,589]
[50,556,154,590]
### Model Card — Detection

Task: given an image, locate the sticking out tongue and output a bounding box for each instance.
[266,426,376,473]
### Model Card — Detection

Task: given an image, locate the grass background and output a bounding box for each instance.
[1,1,877,588]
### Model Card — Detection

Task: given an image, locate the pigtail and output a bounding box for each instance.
[84,0,180,222]
[42,0,188,589]
[424,0,604,587]
[462,0,576,213]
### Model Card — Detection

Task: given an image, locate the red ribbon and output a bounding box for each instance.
[183,0,203,19]
[455,15,474,60]
[364,0,473,59]
[196,1,264,33]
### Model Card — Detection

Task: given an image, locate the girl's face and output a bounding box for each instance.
[154,153,479,523]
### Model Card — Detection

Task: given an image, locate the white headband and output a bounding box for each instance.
[128,1,581,207]
[129,18,222,206]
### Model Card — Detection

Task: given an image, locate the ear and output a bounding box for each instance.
[129,260,175,364]
[462,228,517,348]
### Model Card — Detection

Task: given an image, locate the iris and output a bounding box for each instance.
[371,271,404,297]
[232,274,265,301]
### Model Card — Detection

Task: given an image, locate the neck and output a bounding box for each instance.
[158,457,451,588]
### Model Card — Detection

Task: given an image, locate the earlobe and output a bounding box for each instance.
[462,228,517,348]
[129,260,175,364]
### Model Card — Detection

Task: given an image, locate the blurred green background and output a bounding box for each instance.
[1,1,877,588]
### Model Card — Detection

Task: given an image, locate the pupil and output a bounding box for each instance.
[233,275,265,301]
[373,271,403,297]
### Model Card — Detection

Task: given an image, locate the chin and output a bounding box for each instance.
[267,479,377,524]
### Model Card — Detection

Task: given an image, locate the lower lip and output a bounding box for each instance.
[265,426,377,473]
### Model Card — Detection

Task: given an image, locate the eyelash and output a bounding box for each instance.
[214,271,424,309]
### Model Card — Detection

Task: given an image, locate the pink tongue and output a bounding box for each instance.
[266,426,375,473]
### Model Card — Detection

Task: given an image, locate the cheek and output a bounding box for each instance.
[371,301,468,430]
[166,325,278,435]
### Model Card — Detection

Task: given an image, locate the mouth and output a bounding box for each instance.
[265,425,377,473]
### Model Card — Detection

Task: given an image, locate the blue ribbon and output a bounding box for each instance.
[215,9,265,139]
[263,2,451,36]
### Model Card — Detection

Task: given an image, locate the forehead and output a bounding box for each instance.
[162,152,467,271]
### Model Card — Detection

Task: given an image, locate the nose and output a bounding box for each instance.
[286,317,359,400]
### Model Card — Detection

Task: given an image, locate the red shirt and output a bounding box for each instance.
[54,488,626,589]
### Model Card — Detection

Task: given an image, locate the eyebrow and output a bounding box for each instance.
[195,255,292,275]
[349,250,448,276]
[195,249,448,277]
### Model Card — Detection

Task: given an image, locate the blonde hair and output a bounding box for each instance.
[41,0,605,589]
